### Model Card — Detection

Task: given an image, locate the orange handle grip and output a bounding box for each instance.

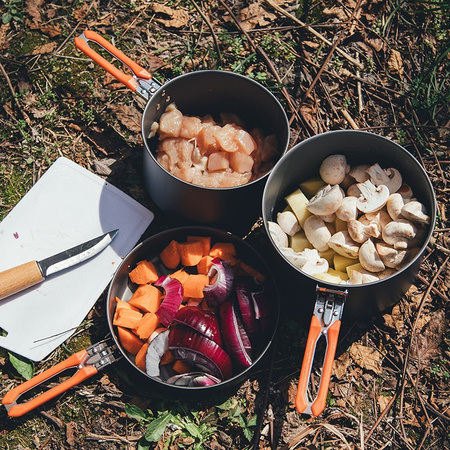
[74,30,152,92]
[2,349,98,417]
[295,317,341,417]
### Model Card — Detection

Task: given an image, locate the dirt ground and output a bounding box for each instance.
[0,0,449,449]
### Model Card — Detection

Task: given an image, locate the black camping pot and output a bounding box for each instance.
[106,226,280,398]
[262,130,436,417]
[75,31,290,233]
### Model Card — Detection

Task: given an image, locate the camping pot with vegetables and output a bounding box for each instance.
[262,130,436,417]
[2,227,279,417]
[74,31,290,233]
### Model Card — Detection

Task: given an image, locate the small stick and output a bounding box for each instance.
[341,109,359,129]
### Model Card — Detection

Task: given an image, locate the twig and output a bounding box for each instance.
[340,109,359,129]
[264,0,364,70]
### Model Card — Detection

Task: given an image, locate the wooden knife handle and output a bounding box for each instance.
[0,261,44,300]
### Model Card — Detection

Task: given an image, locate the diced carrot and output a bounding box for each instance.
[129,260,159,284]
[187,236,211,256]
[172,359,196,374]
[117,326,145,355]
[135,342,149,371]
[113,308,143,329]
[197,255,213,275]
[169,268,190,284]
[133,312,160,340]
[182,274,209,299]
[129,284,162,313]
[159,240,181,269]
[115,299,139,311]
[178,240,204,266]
[239,261,266,282]
[160,349,175,365]
[209,242,236,261]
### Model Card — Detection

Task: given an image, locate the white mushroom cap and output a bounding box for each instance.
[307,184,344,216]
[303,215,332,252]
[348,164,370,183]
[328,231,360,259]
[387,193,405,220]
[398,183,414,199]
[347,219,379,243]
[317,213,336,223]
[366,163,402,194]
[356,180,390,213]
[376,242,410,268]
[361,210,392,234]
[401,201,430,226]
[279,247,309,269]
[300,248,329,275]
[382,219,417,249]
[268,221,289,249]
[346,184,362,197]
[348,270,380,285]
[336,196,358,222]
[277,211,301,236]
[319,154,349,185]
[359,239,385,272]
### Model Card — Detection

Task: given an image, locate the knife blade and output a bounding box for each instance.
[0,229,119,301]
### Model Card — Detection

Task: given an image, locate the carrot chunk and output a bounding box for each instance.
[160,349,175,365]
[178,240,204,266]
[129,260,159,284]
[187,236,211,256]
[197,255,213,275]
[209,242,236,261]
[183,274,209,299]
[172,360,196,374]
[129,284,162,313]
[133,312,160,340]
[135,342,149,371]
[239,261,266,282]
[117,326,145,355]
[113,308,143,329]
[115,298,139,311]
[169,268,190,284]
[160,240,181,269]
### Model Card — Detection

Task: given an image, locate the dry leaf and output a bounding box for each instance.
[152,4,189,29]
[40,24,61,38]
[377,395,391,412]
[239,2,277,31]
[109,104,142,133]
[349,343,383,374]
[31,42,57,55]
[0,23,11,51]
[333,351,351,380]
[388,49,404,77]
[25,0,44,25]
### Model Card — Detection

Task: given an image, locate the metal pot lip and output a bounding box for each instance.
[107,225,280,390]
[262,130,437,289]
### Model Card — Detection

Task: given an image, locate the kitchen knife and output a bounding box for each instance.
[0,229,119,301]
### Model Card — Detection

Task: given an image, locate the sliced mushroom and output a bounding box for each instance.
[361,210,392,234]
[366,163,402,194]
[303,215,332,252]
[336,196,358,222]
[277,211,301,236]
[382,219,417,249]
[347,219,379,243]
[279,247,309,269]
[301,249,330,275]
[356,180,390,214]
[319,154,349,185]
[348,270,380,285]
[328,231,360,259]
[306,184,344,216]
[348,164,370,182]
[401,201,430,226]
[268,221,288,249]
[376,242,410,268]
[386,193,405,220]
[398,183,414,199]
[346,184,362,197]
[318,213,336,223]
[359,239,385,272]
[378,268,397,279]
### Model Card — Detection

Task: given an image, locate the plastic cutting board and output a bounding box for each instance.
[0,157,154,361]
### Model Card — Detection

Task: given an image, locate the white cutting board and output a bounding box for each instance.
[0,157,154,361]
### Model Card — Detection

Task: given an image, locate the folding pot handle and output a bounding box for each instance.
[74,30,162,100]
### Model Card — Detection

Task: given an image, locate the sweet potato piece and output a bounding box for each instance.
[113,308,143,329]
[178,240,204,266]
[209,242,237,261]
[187,236,211,256]
[129,260,159,284]
[160,349,175,365]
[169,268,190,284]
[239,261,266,283]
[135,342,149,371]
[183,274,209,299]
[159,240,181,269]
[133,312,160,340]
[117,326,145,355]
[115,298,139,311]
[197,255,213,275]
[129,284,162,313]
[172,360,196,374]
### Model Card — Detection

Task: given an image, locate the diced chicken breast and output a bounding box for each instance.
[158,138,194,170]
[214,124,239,152]
[180,116,203,140]
[194,170,252,188]
[197,126,219,155]
[229,151,254,173]
[234,129,256,155]
[158,103,183,139]
[207,151,229,172]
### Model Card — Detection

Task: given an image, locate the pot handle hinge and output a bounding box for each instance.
[295,285,347,417]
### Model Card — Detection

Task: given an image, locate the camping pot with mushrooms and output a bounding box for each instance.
[262,130,436,417]
[74,31,290,234]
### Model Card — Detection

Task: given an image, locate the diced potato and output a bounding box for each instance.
[299,177,326,198]
[319,248,336,266]
[335,217,348,232]
[289,230,313,252]
[334,254,356,272]
[285,188,311,227]
[346,262,363,277]
[314,268,349,283]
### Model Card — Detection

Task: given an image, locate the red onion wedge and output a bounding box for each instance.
[166,372,221,387]
[203,258,234,307]
[219,298,253,368]
[169,325,232,380]
[145,329,170,378]
[154,276,183,327]
[173,306,222,347]
[251,283,271,334]
[234,276,259,337]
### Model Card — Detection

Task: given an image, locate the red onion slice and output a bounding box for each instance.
[234,276,259,337]
[166,372,221,387]
[203,258,234,306]
[169,325,232,380]
[154,276,183,327]
[173,306,222,347]
[251,284,271,334]
[145,329,170,378]
[219,298,253,368]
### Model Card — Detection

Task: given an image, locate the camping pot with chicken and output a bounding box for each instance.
[75,31,290,233]
[262,130,436,417]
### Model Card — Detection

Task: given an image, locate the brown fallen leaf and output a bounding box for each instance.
[109,104,142,134]
[0,23,11,51]
[25,0,44,25]
[31,41,57,55]
[152,4,189,29]
[333,351,351,380]
[239,2,277,31]
[349,343,383,374]
[388,49,404,78]
[377,394,391,412]
[39,24,61,38]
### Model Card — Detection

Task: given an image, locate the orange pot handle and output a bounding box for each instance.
[295,286,347,417]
